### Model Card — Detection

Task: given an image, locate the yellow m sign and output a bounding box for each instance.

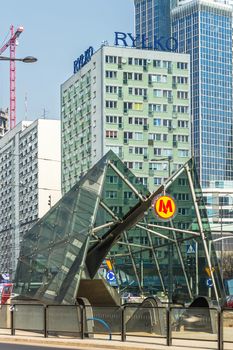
[153,195,176,220]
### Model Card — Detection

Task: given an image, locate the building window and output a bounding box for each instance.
[153,118,161,126]
[153,60,161,67]
[124,191,134,199]
[153,89,163,97]
[178,208,189,215]
[134,132,143,141]
[106,191,117,199]
[149,74,167,83]
[106,115,122,124]
[174,76,188,84]
[134,162,143,170]
[106,130,118,138]
[133,102,143,111]
[154,148,162,156]
[106,86,118,94]
[177,62,188,70]
[177,91,188,99]
[178,120,189,128]
[178,149,189,157]
[137,177,148,186]
[105,55,117,64]
[106,175,118,184]
[106,71,117,78]
[154,177,162,185]
[106,101,117,108]
[124,102,133,111]
[134,73,143,81]
[129,117,147,125]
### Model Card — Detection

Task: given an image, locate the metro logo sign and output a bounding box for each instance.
[153,195,177,221]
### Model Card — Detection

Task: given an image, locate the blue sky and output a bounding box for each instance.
[0,0,134,124]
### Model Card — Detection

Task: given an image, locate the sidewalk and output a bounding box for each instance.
[0,330,231,350]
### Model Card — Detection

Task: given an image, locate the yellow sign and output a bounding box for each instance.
[153,195,176,220]
[105,259,113,271]
[205,267,215,277]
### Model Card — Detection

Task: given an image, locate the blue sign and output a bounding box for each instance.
[206,278,213,288]
[186,244,196,254]
[73,46,94,74]
[106,271,116,282]
[114,32,178,52]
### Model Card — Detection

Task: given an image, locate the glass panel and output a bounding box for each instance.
[47,305,81,333]
[223,309,233,344]
[14,154,107,304]
[171,307,218,342]
[0,304,11,329]
[84,306,121,335]
[13,304,44,331]
[125,305,167,337]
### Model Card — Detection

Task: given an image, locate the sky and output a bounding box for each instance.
[0,0,134,124]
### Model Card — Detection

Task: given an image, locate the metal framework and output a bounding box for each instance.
[14,152,225,305]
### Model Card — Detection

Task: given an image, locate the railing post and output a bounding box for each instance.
[218,309,223,350]
[166,306,172,346]
[44,305,48,338]
[121,305,126,342]
[10,304,15,336]
[80,305,85,339]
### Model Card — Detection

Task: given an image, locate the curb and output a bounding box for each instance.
[0,336,166,350]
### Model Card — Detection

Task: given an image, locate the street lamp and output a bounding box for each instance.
[0,54,37,129]
[0,55,37,63]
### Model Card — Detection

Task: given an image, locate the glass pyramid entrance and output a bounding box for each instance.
[14,151,225,305]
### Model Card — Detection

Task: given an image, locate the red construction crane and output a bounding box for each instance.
[0,25,24,129]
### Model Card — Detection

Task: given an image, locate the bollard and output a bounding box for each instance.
[121,306,126,342]
[44,305,48,338]
[217,310,223,350]
[80,305,85,339]
[10,305,15,336]
[166,307,172,346]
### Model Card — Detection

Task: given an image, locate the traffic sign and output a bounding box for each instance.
[186,244,196,254]
[106,271,116,282]
[152,195,177,221]
[205,267,215,277]
[206,278,213,288]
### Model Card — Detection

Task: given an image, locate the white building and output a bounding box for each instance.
[0,109,9,139]
[0,119,61,275]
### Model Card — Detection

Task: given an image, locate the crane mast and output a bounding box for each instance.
[0,25,24,129]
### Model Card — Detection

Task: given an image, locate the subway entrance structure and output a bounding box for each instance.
[14,151,225,306]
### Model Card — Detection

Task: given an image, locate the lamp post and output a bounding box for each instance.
[0,54,37,129]
[0,55,37,63]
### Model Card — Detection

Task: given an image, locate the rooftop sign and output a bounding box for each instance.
[114,32,178,52]
[73,46,94,74]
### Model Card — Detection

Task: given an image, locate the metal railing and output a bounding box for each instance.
[0,303,232,350]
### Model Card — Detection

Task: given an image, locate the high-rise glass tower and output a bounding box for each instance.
[134,0,171,48]
[172,0,233,188]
